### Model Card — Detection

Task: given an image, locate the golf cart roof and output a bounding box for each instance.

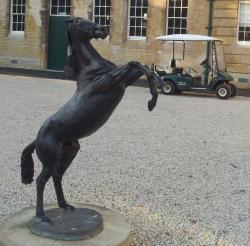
[156,34,223,42]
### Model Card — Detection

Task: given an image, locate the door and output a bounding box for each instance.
[47,0,71,70]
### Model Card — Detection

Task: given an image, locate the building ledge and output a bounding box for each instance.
[0,67,66,80]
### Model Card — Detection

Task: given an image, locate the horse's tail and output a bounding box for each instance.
[21,140,36,185]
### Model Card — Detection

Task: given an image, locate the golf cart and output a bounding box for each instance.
[152,34,236,99]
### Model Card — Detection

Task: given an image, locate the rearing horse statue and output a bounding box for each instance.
[21,17,163,223]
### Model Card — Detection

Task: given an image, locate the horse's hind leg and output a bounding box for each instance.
[36,133,62,222]
[36,166,53,222]
[53,140,80,210]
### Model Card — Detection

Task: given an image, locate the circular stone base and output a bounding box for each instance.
[0,203,131,246]
[30,208,103,241]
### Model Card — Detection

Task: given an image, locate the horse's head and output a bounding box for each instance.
[67,17,108,44]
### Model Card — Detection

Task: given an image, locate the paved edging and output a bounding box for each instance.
[0,203,131,246]
[1,67,250,97]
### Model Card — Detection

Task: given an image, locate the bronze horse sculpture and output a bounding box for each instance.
[21,17,163,223]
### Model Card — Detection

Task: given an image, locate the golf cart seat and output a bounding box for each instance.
[176,60,202,78]
[176,60,186,69]
[174,60,197,77]
[154,64,173,75]
[189,69,202,78]
[172,60,183,74]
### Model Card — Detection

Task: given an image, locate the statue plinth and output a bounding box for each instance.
[0,203,131,246]
[30,208,103,241]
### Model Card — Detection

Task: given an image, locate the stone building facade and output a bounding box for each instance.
[213,0,250,88]
[0,0,250,88]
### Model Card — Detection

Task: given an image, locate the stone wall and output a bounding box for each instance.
[90,0,209,71]
[0,0,216,71]
[0,0,46,70]
[213,0,250,88]
[1,0,250,89]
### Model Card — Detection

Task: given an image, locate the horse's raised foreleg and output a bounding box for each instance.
[123,70,143,85]
[53,140,80,210]
[93,61,163,111]
[113,61,163,110]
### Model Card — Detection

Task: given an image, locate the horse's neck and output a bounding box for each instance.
[71,40,106,88]
[72,41,103,71]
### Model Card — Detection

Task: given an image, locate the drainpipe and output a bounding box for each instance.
[207,0,214,36]
[205,0,214,85]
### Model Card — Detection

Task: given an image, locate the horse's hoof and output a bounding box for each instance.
[39,215,52,223]
[59,203,75,211]
[148,100,155,111]
[66,204,75,211]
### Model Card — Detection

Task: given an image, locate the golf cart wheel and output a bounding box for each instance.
[161,80,175,95]
[230,84,237,97]
[216,84,231,100]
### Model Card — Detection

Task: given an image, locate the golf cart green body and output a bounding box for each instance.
[152,34,236,99]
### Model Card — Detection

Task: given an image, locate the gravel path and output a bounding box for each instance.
[0,74,249,245]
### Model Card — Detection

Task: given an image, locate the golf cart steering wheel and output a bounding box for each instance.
[200,58,208,66]
[188,68,198,73]
[200,58,212,71]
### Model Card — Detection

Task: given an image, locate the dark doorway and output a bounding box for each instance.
[47,0,71,70]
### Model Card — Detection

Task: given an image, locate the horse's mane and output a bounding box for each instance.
[67,26,78,79]
[67,17,88,77]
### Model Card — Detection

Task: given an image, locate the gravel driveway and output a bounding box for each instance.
[0,74,249,245]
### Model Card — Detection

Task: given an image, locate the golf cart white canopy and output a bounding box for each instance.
[156,34,223,42]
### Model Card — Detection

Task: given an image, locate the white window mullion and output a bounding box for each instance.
[173,1,176,34]
[180,0,183,31]
[50,0,71,16]
[167,0,188,35]
[10,0,26,35]
[128,0,148,39]
[104,0,107,25]
[93,0,111,34]
[238,1,250,45]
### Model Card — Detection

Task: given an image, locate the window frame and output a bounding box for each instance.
[50,0,71,17]
[92,0,111,34]
[237,1,250,46]
[128,0,148,40]
[10,0,26,35]
[166,0,188,35]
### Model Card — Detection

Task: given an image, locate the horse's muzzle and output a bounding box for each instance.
[94,26,108,39]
